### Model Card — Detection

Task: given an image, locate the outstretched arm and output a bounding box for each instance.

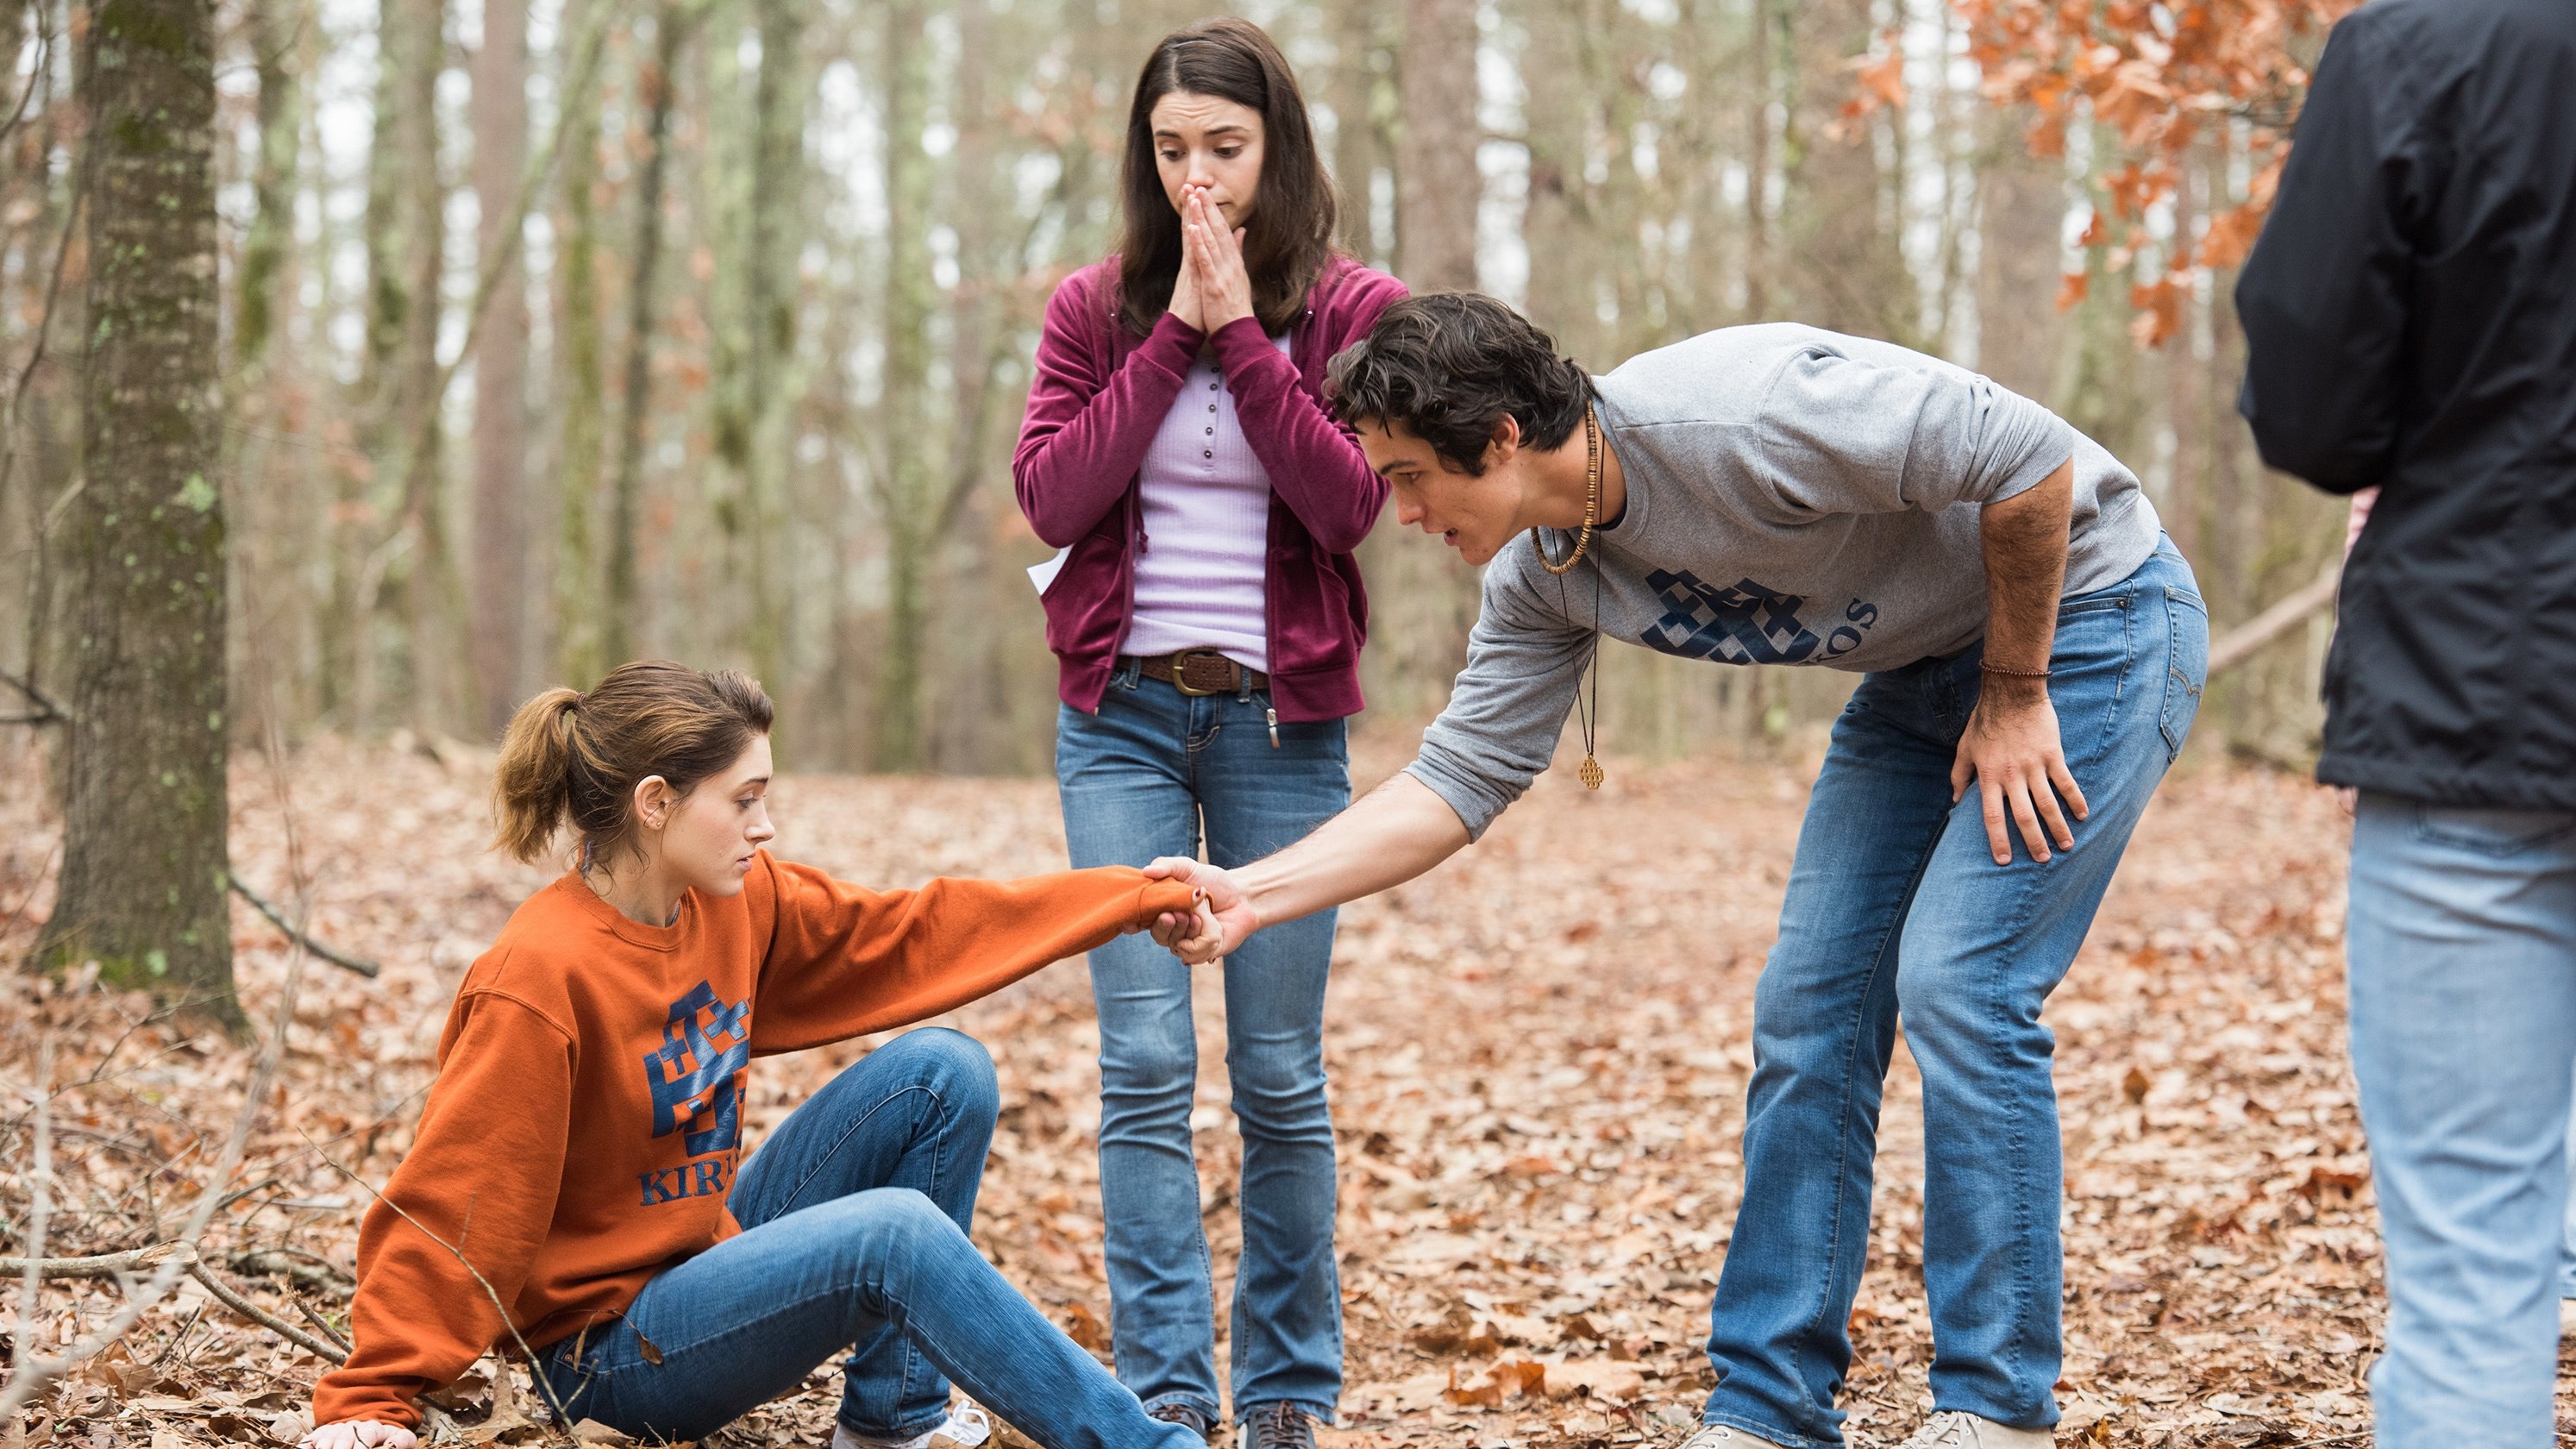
[1148,772,1470,963]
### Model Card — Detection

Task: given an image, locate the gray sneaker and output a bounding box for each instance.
[1894,1411,2053,1448]
[1240,1402,1315,1449]
[1679,1427,1790,1449]
[1147,1403,1212,1442]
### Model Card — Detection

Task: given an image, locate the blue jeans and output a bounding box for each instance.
[2347,794,2576,1449]
[538,1029,1196,1449]
[1702,540,2206,1449]
[1055,669,1349,1426]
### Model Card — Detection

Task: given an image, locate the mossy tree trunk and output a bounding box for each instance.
[34,0,239,1027]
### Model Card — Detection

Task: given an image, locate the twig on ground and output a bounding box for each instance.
[229,871,381,977]
[0,1241,189,1279]
[291,1294,353,1353]
[185,1258,348,1364]
[145,1298,207,1369]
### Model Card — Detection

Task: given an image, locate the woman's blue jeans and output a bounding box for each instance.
[1055,668,1349,1427]
[537,1029,1196,1449]
[1702,540,2207,1449]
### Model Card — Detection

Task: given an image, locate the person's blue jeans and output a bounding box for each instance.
[1055,668,1348,1426]
[537,1029,1196,1449]
[2347,794,2576,1449]
[1702,539,2206,1449]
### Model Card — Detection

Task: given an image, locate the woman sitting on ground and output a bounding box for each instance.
[300,661,1211,1449]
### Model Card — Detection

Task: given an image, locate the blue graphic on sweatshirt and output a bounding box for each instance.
[1637,569,1879,664]
[642,982,751,1158]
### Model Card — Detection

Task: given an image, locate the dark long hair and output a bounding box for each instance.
[1113,17,1338,338]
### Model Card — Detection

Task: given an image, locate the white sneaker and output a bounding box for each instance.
[1894,1410,2052,1449]
[831,1406,993,1449]
[1678,1427,1792,1449]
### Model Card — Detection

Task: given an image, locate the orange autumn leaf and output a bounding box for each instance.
[1955,0,2363,342]
[2128,274,2186,348]
[2057,271,2091,310]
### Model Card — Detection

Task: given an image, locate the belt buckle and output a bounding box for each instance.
[1169,650,1229,697]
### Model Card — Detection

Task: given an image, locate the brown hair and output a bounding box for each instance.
[492,660,775,867]
[1113,17,1338,337]
[1326,292,1594,476]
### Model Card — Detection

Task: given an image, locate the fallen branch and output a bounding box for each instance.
[2208,563,2341,676]
[229,871,381,978]
[292,1295,353,1353]
[185,1258,348,1364]
[227,1245,355,1301]
[0,1242,191,1279]
[0,666,65,719]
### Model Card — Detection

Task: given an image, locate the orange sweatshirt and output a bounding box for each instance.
[310,855,1198,1428]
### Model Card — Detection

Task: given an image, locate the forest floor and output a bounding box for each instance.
[3,735,2567,1447]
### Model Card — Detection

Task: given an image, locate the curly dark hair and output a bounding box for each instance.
[1324,293,1592,475]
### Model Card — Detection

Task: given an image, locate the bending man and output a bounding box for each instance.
[1149,294,2206,1449]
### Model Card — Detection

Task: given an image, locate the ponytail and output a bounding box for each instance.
[490,663,774,868]
[492,687,585,863]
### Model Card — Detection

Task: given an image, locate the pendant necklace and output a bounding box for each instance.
[1538,408,1608,789]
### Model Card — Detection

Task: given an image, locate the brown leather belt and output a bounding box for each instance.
[1128,649,1269,697]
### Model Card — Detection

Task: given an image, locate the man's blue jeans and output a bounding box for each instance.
[537,1029,1196,1449]
[1055,669,1348,1426]
[1702,540,2206,1449]
[2348,794,2576,1449]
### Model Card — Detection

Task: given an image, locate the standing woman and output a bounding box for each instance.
[1012,17,1405,1448]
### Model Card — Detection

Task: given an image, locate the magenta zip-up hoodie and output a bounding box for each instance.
[1012,254,1409,723]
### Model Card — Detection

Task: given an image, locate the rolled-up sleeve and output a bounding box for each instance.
[1758,348,2077,516]
[1402,559,1593,842]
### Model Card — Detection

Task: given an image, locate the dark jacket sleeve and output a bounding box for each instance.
[1012,268,1205,548]
[1206,268,1409,555]
[2234,12,2422,494]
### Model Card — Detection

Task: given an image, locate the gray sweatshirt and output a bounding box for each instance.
[1406,323,2162,841]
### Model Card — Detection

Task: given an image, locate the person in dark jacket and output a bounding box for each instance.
[2236,2,2576,1445]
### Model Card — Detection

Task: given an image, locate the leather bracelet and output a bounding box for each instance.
[1979,662,2053,679]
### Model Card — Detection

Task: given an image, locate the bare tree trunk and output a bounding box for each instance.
[1328,2,1394,264]
[225,0,310,736]
[1396,0,1479,292]
[869,0,933,772]
[600,0,686,670]
[723,0,800,690]
[392,0,454,731]
[1967,106,2064,402]
[468,0,530,734]
[1782,0,1912,343]
[1354,0,1487,729]
[1743,0,1779,321]
[551,0,608,685]
[34,0,238,1026]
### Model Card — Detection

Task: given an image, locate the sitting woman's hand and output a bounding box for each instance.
[300,1421,417,1449]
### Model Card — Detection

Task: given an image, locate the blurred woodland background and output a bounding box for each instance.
[0,0,2361,766]
[2,0,2354,1007]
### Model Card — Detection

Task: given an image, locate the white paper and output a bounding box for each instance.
[1027,546,1072,596]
